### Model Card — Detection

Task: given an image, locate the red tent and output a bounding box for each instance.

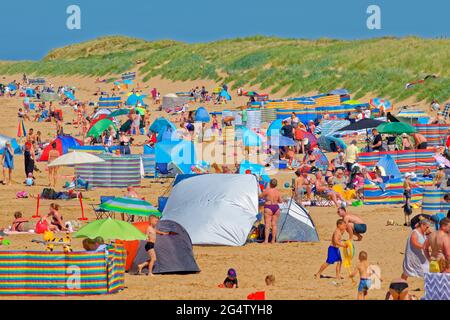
[39,135,83,161]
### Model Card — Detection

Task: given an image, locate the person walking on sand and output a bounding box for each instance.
[349,251,371,300]
[423,218,450,273]
[259,179,282,244]
[137,215,170,276]
[337,207,367,241]
[401,219,430,280]
[1,142,14,185]
[315,219,348,279]
[47,142,60,187]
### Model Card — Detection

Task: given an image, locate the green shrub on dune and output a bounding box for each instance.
[0,35,449,102]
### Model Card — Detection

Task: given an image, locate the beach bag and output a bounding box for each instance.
[16,191,28,198]
[35,218,49,234]
[41,188,57,199]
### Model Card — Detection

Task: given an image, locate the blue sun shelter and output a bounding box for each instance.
[194,107,210,123]
[126,93,146,107]
[149,117,177,142]
[266,119,283,137]
[0,134,21,155]
[155,140,196,174]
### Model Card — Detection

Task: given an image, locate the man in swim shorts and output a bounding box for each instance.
[260,179,282,244]
[315,219,348,279]
[338,207,367,241]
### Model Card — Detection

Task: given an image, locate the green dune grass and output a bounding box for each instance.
[0,35,449,102]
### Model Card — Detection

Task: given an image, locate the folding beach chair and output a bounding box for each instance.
[155,163,174,184]
[91,196,115,220]
[312,186,334,207]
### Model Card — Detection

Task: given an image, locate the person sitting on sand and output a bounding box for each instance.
[137,215,170,276]
[385,278,417,300]
[314,171,347,207]
[315,219,348,279]
[46,203,67,232]
[223,268,238,288]
[11,211,33,232]
[294,168,314,202]
[259,179,282,244]
[337,207,367,241]
[349,251,371,300]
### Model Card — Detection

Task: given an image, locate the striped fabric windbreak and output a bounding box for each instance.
[0,245,125,296]
[422,188,450,216]
[413,124,450,147]
[75,154,141,188]
[363,179,432,205]
[358,149,437,174]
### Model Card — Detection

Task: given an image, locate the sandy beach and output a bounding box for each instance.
[0,74,426,300]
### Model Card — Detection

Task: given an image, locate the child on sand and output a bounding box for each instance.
[137,215,170,276]
[11,211,33,232]
[349,251,371,300]
[223,268,238,288]
[315,219,348,279]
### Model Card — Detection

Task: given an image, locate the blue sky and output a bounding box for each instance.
[0,0,448,60]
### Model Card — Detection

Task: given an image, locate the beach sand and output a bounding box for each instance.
[0,74,425,300]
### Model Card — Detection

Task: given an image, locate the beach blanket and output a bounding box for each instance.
[423,273,450,300]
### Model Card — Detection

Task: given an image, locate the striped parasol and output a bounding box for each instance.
[99,197,161,217]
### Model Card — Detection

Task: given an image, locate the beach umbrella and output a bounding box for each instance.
[376,122,417,135]
[109,109,131,118]
[337,118,385,132]
[135,107,146,116]
[369,98,392,111]
[242,128,262,147]
[92,108,111,119]
[266,119,284,137]
[64,91,75,101]
[87,119,116,138]
[48,151,105,167]
[73,218,146,241]
[17,120,26,138]
[268,135,296,147]
[99,197,161,218]
[194,107,210,123]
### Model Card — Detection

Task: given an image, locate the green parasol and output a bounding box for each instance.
[87,119,117,138]
[377,122,417,134]
[73,218,146,241]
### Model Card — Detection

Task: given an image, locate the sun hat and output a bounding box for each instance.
[402,133,408,137]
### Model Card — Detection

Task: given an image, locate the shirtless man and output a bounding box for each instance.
[260,179,282,244]
[137,215,170,276]
[423,218,450,273]
[294,168,314,202]
[411,133,428,149]
[315,219,348,279]
[337,207,367,241]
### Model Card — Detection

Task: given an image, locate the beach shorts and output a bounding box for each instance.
[418,142,428,149]
[403,190,411,199]
[145,242,155,251]
[326,246,342,264]
[358,279,372,292]
[353,223,367,234]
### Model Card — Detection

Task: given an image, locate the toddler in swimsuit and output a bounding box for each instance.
[350,251,372,300]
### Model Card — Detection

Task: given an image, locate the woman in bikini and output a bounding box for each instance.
[260,179,282,244]
[314,171,347,207]
[46,203,67,232]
